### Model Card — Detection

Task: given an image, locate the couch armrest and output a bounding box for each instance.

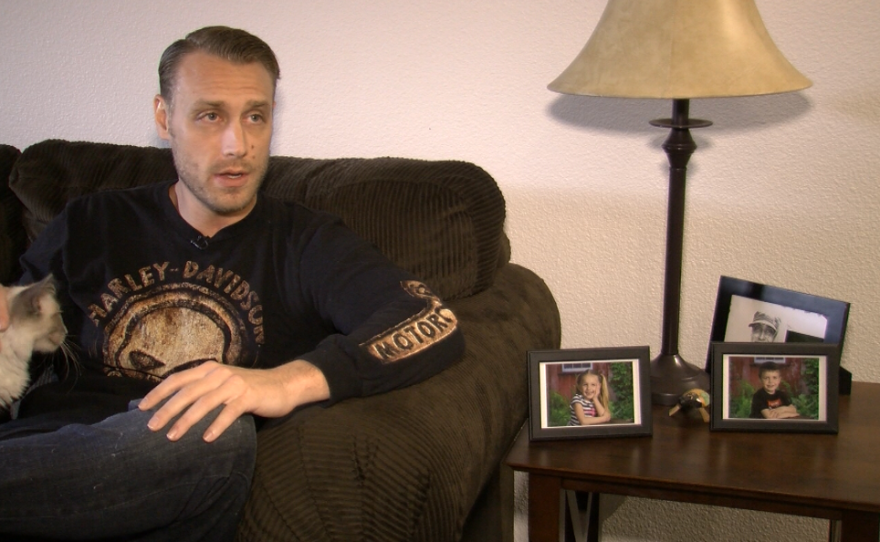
[237,263,561,542]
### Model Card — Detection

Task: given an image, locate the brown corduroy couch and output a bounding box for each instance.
[0,139,561,542]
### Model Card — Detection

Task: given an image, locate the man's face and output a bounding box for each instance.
[750,323,777,342]
[761,370,781,393]
[154,51,274,225]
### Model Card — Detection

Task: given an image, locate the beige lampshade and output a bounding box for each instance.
[549,0,811,99]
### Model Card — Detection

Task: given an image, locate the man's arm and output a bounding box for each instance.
[142,212,464,442]
[139,359,330,442]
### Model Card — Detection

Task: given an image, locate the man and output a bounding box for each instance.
[749,311,781,343]
[0,26,463,540]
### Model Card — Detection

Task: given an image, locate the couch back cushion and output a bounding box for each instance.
[8,140,508,299]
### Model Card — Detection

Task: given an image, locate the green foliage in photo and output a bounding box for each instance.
[548,391,570,427]
[729,380,756,419]
[789,357,820,420]
[608,362,635,422]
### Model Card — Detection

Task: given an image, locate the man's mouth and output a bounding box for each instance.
[214,169,250,183]
[214,162,250,177]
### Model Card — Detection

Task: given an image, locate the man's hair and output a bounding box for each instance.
[158,26,280,104]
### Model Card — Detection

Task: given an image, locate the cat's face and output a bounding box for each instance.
[6,276,67,354]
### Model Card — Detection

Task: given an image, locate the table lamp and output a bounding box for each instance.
[548,0,811,405]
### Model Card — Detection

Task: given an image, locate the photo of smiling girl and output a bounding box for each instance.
[567,370,612,426]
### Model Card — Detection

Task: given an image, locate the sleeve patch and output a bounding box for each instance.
[360,280,459,364]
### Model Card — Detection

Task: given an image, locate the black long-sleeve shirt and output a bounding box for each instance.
[18,181,463,417]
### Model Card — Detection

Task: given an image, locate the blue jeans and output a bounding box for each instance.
[0,400,256,541]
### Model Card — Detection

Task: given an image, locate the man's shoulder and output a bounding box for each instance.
[67,181,172,211]
[257,193,345,229]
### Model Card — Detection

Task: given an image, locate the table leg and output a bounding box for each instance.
[836,510,880,542]
[565,491,601,542]
[829,519,840,542]
[529,474,564,542]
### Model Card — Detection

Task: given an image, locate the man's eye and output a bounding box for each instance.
[249,114,264,123]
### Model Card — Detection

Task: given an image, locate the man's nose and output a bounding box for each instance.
[222,120,247,157]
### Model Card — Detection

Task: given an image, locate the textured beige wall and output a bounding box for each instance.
[3,1,879,540]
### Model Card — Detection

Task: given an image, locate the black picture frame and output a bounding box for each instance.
[707,276,850,373]
[709,342,839,433]
[528,346,652,441]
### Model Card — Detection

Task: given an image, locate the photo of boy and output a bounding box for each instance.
[750,362,799,419]
[714,345,836,433]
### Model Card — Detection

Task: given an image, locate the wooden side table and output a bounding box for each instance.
[506,381,880,542]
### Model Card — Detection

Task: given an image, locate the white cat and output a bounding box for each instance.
[0,276,69,412]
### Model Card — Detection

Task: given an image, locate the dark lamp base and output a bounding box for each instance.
[650,354,710,406]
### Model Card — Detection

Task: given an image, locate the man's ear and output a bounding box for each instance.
[154,95,171,140]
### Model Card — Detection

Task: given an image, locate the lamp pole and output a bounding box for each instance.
[648,99,711,405]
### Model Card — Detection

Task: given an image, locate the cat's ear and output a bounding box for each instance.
[35,274,57,296]
[10,275,56,318]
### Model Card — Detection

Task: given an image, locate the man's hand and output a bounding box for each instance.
[139,360,330,442]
